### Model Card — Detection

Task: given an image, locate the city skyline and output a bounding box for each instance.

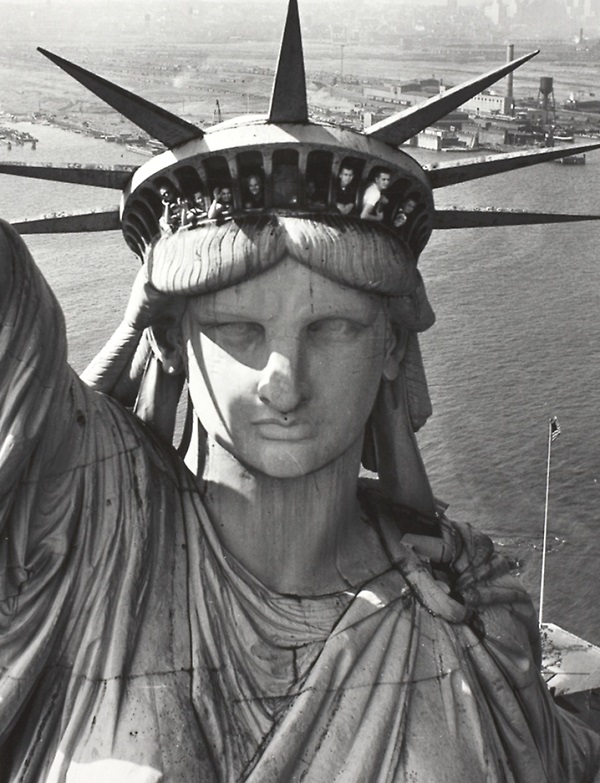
[1,0,599,47]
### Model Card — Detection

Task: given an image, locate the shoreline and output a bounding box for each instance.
[0,111,162,155]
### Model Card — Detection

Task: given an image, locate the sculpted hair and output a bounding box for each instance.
[147,214,421,299]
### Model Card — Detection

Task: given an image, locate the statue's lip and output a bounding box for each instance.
[253,417,300,427]
[252,418,309,437]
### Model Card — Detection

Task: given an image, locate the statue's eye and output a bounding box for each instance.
[205,322,263,345]
[307,318,362,339]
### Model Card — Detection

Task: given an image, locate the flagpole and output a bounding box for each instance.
[539,417,558,626]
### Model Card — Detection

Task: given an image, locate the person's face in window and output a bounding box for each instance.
[375,173,391,192]
[159,186,174,203]
[339,168,354,188]
[220,187,232,204]
[248,177,262,197]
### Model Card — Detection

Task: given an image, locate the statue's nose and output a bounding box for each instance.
[257,350,305,413]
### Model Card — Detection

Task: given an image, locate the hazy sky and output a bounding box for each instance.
[0,0,457,5]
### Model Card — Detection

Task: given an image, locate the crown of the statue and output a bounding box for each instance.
[4,0,600,252]
[38,0,442,259]
[120,119,435,258]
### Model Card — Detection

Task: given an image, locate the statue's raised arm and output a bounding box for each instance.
[0,221,69,493]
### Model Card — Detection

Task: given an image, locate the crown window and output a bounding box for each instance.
[237,151,265,210]
[203,156,233,198]
[272,149,300,208]
[305,150,332,209]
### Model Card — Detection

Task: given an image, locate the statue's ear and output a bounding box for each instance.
[382,325,408,382]
[149,321,185,376]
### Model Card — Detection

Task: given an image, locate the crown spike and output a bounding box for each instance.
[38,48,203,149]
[0,162,136,189]
[365,50,539,147]
[268,0,308,124]
[426,143,600,189]
[434,208,600,230]
[11,209,121,234]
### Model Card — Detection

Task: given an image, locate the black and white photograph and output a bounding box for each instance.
[2,0,600,779]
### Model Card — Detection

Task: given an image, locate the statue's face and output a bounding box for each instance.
[181,255,395,478]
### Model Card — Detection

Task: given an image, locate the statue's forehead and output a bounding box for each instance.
[186,254,384,315]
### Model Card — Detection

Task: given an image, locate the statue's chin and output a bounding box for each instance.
[211,432,361,482]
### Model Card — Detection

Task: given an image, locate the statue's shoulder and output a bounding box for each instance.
[358,477,536,631]
[65,376,190,497]
[358,478,504,575]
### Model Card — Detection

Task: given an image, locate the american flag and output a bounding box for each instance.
[550,416,561,441]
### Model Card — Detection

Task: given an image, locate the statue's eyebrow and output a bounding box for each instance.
[195,311,262,323]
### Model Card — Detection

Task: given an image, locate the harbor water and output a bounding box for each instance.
[1,123,600,643]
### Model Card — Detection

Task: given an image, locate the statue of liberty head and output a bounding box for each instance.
[3,0,598,520]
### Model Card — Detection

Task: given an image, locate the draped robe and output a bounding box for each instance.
[1,221,599,782]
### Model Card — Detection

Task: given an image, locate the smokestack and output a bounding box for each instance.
[506,43,515,116]
[506,43,514,100]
